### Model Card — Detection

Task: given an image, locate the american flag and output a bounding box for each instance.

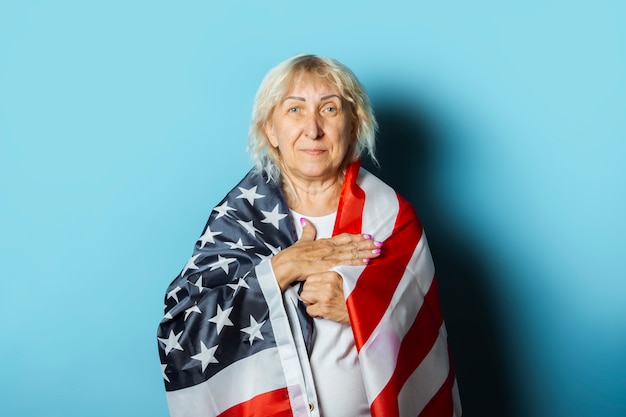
[157,161,462,417]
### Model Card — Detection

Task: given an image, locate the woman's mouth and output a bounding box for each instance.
[301,149,325,156]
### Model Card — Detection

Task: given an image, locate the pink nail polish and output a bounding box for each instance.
[372,248,381,255]
[300,217,307,226]
[374,241,383,247]
[363,258,370,263]
[363,234,372,239]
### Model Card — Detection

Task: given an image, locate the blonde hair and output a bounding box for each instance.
[248,54,378,182]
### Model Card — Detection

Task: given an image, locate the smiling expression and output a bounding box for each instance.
[264,73,354,185]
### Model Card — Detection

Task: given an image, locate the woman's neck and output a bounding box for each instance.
[283,173,343,216]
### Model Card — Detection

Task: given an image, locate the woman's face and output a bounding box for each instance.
[265,73,353,184]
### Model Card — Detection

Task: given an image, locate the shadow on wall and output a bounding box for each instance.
[363,91,517,417]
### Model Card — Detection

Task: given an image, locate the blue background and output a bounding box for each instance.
[1,1,624,416]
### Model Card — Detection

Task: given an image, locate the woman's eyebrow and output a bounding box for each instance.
[283,94,341,102]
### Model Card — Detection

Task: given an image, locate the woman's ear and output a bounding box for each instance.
[264,121,278,148]
[350,117,358,143]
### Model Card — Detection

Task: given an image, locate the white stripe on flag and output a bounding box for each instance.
[256,261,312,416]
[341,169,398,298]
[397,324,451,416]
[166,348,288,417]
[359,169,398,245]
[356,236,435,403]
[452,379,462,417]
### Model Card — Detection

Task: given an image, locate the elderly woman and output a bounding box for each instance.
[158,55,461,417]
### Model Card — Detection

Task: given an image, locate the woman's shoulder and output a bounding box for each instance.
[357,167,396,198]
[357,167,420,222]
[220,167,283,202]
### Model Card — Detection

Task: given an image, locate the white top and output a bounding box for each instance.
[290,210,371,417]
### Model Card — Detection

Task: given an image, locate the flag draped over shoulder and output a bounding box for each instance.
[157,161,462,417]
[334,163,462,416]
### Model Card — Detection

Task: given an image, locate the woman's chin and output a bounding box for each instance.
[287,166,339,183]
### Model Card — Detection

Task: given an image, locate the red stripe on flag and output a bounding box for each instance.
[345,195,423,349]
[369,279,445,417]
[334,165,459,416]
[333,160,366,235]
[217,388,293,417]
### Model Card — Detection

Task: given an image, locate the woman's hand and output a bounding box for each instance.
[300,272,349,324]
[271,218,382,291]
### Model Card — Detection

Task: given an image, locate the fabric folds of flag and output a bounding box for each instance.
[334,162,462,417]
[157,160,461,417]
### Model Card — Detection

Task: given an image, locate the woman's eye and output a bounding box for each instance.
[323,106,337,113]
[288,107,300,113]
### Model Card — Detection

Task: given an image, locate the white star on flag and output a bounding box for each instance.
[181,254,201,277]
[261,204,287,229]
[227,277,251,292]
[237,219,262,237]
[264,242,281,255]
[213,201,236,219]
[158,330,184,355]
[236,186,265,205]
[161,363,170,383]
[209,305,234,334]
[241,315,265,345]
[225,238,254,251]
[198,225,222,247]
[255,252,273,262]
[191,341,219,372]
[167,286,182,303]
[190,275,205,293]
[209,255,236,274]
[184,305,202,321]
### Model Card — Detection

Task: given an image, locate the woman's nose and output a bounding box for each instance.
[304,114,323,139]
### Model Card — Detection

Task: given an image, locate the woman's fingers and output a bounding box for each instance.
[272,226,384,291]
[321,234,383,263]
[298,218,317,242]
[300,272,349,324]
[295,233,383,270]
